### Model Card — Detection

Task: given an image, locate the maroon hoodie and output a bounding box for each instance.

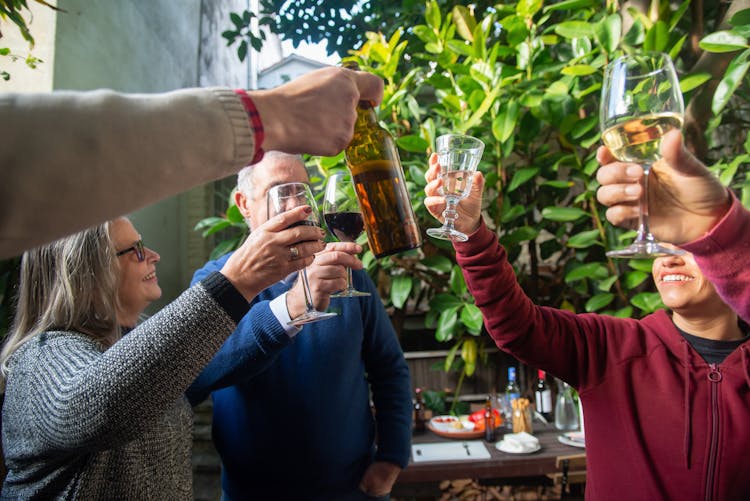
[454,196,750,500]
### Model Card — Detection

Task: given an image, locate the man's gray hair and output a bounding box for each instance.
[236,151,305,200]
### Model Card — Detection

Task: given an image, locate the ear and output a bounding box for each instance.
[234,190,252,219]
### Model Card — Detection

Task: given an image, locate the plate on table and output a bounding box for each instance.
[558,432,585,448]
[495,440,541,454]
[427,422,483,440]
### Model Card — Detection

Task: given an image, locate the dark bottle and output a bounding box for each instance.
[343,63,422,258]
[413,387,426,433]
[534,369,553,422]
[484,395,496,442]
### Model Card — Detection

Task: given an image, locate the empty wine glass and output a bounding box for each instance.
[426,134,485,242]
[267,182,337,326]
[322,172,371,298]
[600,52,685,258]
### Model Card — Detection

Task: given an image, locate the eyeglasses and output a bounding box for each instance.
[116,239,145,262]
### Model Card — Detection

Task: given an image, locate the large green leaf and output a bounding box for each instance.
[555,21,595,39]
[436,306,459,342]
[499,226,539,246]
[562,64,597,76]
[397,134,430,153]
[623,270,650,289]
[730,8,750,27]
[450,265,467,296]
[644,20,669,53]
[699,31,750,53]
[452,5,476,41]
[680,72,712,93]
[492,99,520,143]
[541,206,588,222]
[597,14,621,54]
[544,0,596,12]
[425,0,441,30]
[390,275,413,309]
[712,50,750,115]
[631,292,664,313]
[585,293,614,312]
[566,229,601,248]
[565,262,609,283]
[460,304,483,334]
[422,255,453,273]
[430,293,463,311]
[507,167,539,192]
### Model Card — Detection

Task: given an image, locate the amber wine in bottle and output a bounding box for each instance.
[343,72,421,258]
[601,112,683,163]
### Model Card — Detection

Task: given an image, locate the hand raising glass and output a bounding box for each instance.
[267,182,337,325]
[600,52,685,258]
[426,134,485,242]
[322,172,371,298]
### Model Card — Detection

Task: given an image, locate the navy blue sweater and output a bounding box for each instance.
[187,252,412,499]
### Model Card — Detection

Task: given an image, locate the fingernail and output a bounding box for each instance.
[625,165,642,179]
[304,206,313,214]
[625,185,640,196]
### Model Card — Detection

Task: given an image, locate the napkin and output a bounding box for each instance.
[411,441,491,462]
[502,432,540,452]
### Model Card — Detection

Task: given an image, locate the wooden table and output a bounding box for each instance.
[393,424,584,496]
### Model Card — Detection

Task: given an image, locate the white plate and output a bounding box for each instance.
[558,434,585,448]
[495,440,541,454]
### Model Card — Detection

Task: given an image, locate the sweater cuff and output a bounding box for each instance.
[453,220,496,258]
[200,271,249,324]
[234,89,264,164]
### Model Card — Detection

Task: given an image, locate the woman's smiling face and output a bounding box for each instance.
[111,218,161,326]
[652,247,717,312]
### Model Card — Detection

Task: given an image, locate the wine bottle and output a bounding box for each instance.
[413,387,426,433]
[483,395,496,442]
[534,369,553,421]
[343,62,422,258]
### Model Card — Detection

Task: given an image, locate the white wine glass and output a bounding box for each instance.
[322,172,371,298]
[426,134,485,242]
[600,52,685,258]
[267,182,337,326]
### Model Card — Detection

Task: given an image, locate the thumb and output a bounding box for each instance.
[471,172,485,198]
[660,129,704,176]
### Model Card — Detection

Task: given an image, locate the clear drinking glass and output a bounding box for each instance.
[426,134,485,242]
[600,52,685,258]
[322,172,371,298]
[267,182,337,326]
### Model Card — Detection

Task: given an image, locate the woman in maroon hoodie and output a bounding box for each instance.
[424,134,750,500]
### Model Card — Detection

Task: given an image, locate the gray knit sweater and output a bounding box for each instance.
[1,283,236,499]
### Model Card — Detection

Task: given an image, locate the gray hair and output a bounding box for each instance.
[236,151,305,229]
[0,222,121,390]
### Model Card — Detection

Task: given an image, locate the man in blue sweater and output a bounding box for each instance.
[188,151,412,500]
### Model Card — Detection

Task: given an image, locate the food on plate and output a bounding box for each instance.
[467,408,502,431]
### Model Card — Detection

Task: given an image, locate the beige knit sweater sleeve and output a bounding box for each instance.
[0,88,256,258]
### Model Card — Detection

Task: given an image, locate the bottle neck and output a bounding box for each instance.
[356,101,379,127]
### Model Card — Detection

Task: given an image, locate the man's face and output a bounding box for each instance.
[238,157,309,229]
[652,247,719,313]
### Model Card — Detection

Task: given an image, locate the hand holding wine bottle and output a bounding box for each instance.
[599,52,685,258]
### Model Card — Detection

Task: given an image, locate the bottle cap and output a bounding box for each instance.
[538,369,545,379]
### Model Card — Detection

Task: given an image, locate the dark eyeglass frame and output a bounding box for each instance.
[116,239,145,262]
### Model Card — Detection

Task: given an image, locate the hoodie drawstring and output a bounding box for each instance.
[682,339,692,470]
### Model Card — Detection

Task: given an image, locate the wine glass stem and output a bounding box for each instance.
[300,268,315,312]
[636,164,654,243]
[442,198,459,231]
[346,266,354,291]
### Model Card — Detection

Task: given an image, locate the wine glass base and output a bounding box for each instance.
[426,227,469,242]
[331,289,371,298]
[606,241,685,259]
[289,310,337,326]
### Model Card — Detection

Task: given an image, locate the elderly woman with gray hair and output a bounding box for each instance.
[0,206,324,498]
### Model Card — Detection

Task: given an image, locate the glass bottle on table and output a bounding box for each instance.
[554,379,579,431]
[534,369,553,422]
[413,387,426,433]
[484,395,496,442]
[343,61,422,259]
[503,367,521,429]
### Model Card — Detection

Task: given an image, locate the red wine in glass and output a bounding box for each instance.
[324,212,365,242]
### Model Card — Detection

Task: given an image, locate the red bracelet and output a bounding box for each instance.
[234,89,265,164]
